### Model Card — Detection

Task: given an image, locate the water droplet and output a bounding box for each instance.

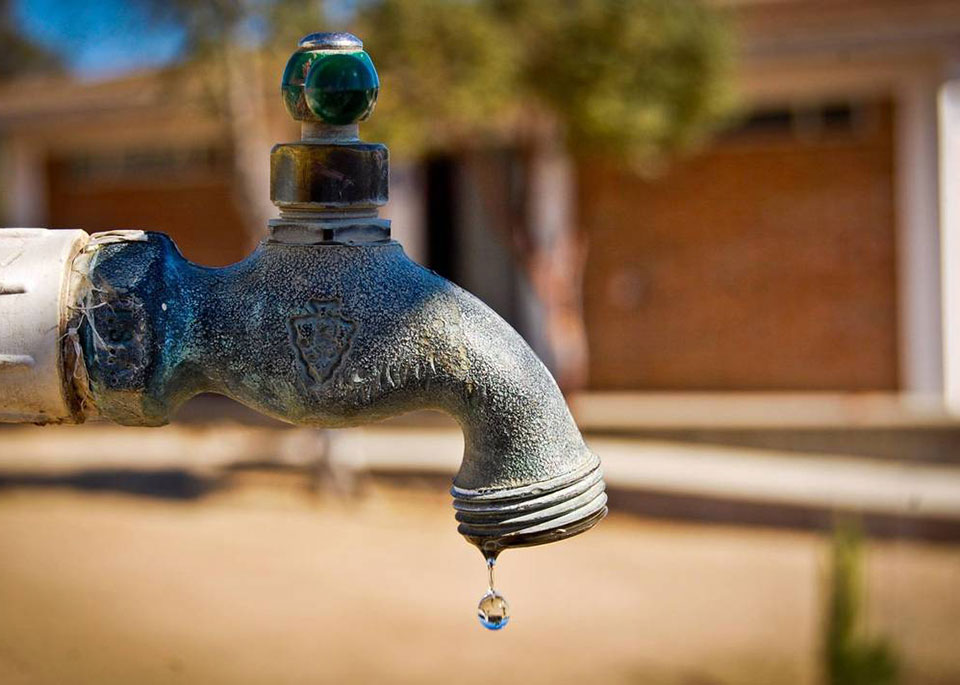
[477,555,510,630]
[477,590,510,630]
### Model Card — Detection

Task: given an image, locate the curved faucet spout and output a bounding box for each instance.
[76,232,607,551]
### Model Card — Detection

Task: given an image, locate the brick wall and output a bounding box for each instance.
[579,101,898,391]
[46,146,249,267]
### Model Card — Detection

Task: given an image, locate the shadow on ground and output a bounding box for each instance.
[0,469,219,500]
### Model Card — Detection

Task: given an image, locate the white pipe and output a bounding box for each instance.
[0,228,89,423]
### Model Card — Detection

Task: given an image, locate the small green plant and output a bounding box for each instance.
[824,522,899,685]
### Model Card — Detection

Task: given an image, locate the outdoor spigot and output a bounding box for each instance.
[0,33,607,554]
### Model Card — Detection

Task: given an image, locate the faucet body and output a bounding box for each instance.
[76,230,605,551]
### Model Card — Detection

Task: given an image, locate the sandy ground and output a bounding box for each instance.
[0,481,957,685]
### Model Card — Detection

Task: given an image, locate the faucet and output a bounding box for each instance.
[0,32,606,555]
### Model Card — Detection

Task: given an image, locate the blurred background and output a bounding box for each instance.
[2,0,960,683]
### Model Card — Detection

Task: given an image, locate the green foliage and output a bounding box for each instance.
[353,0,734,159]
[494,0,734,158]
[824,523,899,685]
[354,0,521,157]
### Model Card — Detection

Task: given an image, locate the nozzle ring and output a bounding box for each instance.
[452,458,608,554]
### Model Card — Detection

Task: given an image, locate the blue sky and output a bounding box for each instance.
[13,0,186,79]
[13,0,357,81]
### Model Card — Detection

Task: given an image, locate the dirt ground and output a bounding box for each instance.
[0,481,957,685]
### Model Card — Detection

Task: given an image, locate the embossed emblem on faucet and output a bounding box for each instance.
[288,299,356,386]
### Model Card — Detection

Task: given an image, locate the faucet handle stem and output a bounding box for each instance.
[271,32,389,242]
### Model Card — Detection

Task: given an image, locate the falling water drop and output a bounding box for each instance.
[477,556,510,630]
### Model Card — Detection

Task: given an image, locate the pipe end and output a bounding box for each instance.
[451,458,607,555]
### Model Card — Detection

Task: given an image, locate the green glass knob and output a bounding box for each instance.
[281,32,379,126]
[304,52,378,125]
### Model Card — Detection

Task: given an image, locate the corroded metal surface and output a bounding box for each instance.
[67,31,606,551]
[270,142,388,209]
[78,233,606,549]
